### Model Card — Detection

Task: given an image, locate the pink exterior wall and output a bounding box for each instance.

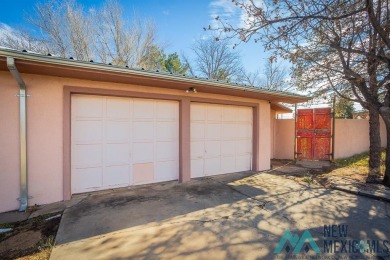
[0,71,272,213]
[0,76,20,212]
[273,119,295,159]
[258,102,271,171]
[273,118,387,160]
[334,119,387,159]
[270,110,276,159]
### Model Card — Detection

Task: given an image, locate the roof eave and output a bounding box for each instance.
[0,49,311,104]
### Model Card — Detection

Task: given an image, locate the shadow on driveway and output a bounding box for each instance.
[51,171,390,259]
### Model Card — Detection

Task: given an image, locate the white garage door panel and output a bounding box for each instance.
[205,141,220,157]
[105,143,129,164]
[72,121,103,142]
[207,106,222,120]
[72,167,103,193]
[206,123,221,140]
[106,121,130,141]
[221,141,235,155]
[71,95,179,194]
[106,98,131,119]
[73,96,104,118]
[133,122,154,140]
[157,102,178,119]
[191,103,253,178]
[103,165,130,186]
[191,122,205,140]
[156,122,178,140]
[132,142,154,163]
[155,161,178,181]
[156,142,177,160]
[191,141,204,159]
[236,155,252,171]
[191,159,204,178]
[204,157,221,175]
[221,156,236,172]
[73,144,103,167]
[133,99,155,119]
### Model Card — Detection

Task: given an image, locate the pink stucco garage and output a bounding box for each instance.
[0,48,308,213]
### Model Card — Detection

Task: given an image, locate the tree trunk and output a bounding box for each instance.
[366,107,382,183]
[379,107,390,187]
[384,129,390,187]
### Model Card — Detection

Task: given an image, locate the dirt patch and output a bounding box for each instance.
[0,212,61,260]
[0,230,42,254]
[272,152,388,193]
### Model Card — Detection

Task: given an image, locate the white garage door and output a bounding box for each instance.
[71,95,179,194]
[191,103,253,178]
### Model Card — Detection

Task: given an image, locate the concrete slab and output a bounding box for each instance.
[29,196,86,219]
[0,211,31,225]
[51,172,390,259]
[329,178,390,203]
[296,160,331,169]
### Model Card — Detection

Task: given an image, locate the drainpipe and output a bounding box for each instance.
[331,96,336,162]
[7,57,28,212]
[294,103,297,161]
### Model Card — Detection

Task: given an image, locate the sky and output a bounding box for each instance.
[0,0,270,74]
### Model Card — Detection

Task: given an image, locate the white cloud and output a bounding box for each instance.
[208,0,266,33]
[0,23,14,38]
[162,9,170,16]
[209,0,237,18]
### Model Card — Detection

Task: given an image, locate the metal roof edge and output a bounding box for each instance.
[0,48,311,102]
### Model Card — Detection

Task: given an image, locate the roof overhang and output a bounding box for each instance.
[270,103,293,113]
[0,48,310,104]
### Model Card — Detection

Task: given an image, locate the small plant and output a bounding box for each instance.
[38,235,55,251]
[302,173,313,186]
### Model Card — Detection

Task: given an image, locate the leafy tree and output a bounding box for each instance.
[211,0,390,185]
[139,45,166,70]
[165,52,189,74]
[335,98,355,119]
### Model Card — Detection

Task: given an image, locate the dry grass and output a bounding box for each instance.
[315,150,386,187]
[16,249,51,260]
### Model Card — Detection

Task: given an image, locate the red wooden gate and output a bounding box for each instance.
[296,108,332,161]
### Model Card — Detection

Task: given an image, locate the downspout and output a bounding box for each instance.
[331,96,336,162]
[7,57,28,212]
[294,103,297,161]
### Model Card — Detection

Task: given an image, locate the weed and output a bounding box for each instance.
[302,173,313,186]
[37,235,55,251]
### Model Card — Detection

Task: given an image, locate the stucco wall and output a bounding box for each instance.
[0,71,272,213]
[270,110,276,159]
[273,119,295,159]
[273,118,387,160]
[0,75,20,212]
[334,119,387,159]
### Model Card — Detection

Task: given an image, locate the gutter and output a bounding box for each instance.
[6,57,29,212]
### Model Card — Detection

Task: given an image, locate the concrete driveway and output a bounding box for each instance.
[50,172,390,259]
